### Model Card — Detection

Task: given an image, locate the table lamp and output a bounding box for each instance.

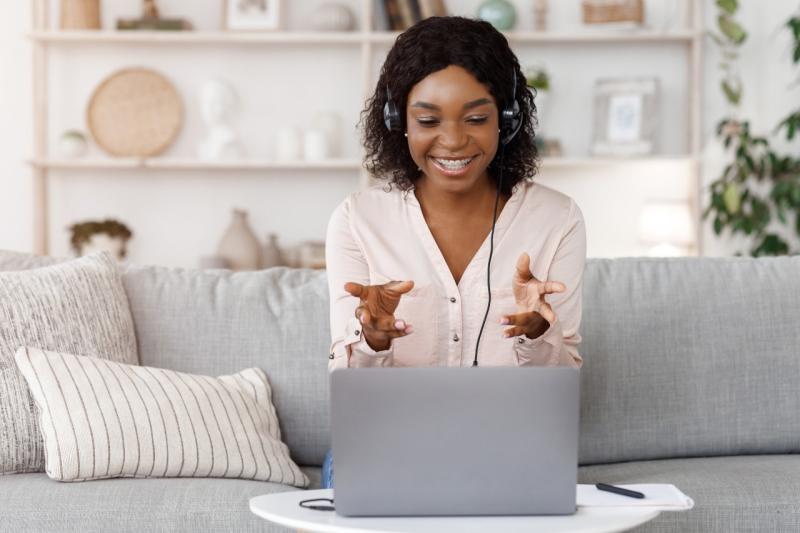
[639,200,695,256]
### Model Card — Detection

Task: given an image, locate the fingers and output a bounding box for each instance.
[355,306,370,324]
[539,280,566,295]
[357,307,414,336]
[514,253,533,282]
[503,325,529,338]
[499,308,555,337]
[344,282,365,298]
[499,312,533,327]
[384,280,414,295]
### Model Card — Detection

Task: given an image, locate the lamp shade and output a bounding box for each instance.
[638,200,695,245]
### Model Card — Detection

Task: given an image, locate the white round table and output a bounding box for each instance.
[250,489,661,533]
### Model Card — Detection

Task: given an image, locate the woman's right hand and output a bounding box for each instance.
[344,280,415,352]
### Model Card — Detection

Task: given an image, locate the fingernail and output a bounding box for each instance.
[405,325,414,334]
[500,317,509,325]
[395,320,405,330]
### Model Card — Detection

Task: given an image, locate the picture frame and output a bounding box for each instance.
[591,77,659,157]
[223,0,282,31]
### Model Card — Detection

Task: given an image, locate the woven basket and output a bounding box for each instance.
[582,0,643,24]
[87,68,183,158]
[60,0,101,30]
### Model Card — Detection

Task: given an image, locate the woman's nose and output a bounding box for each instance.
[437,121,469,149]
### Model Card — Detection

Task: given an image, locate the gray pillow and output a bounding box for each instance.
[0,252,138,474]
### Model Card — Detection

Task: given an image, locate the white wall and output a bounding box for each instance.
[1,0,798,265]
[0,2,33,252]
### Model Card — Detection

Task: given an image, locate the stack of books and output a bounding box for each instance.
[378,0,448,31]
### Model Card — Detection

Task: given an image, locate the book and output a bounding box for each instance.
[397,0,416,30]
[419,0,448,19]
[383,0,404,31]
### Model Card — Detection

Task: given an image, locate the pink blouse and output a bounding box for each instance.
[325,179,586,370]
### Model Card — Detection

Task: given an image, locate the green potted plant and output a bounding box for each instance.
[703,0,800,256]
[525,66,560,156]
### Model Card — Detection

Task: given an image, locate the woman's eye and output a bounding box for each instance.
[416,117,489,127]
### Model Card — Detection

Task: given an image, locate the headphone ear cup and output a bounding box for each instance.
[383,98,402,132]
[500,100,522,146]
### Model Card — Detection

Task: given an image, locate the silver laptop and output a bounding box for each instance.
[330,367,580,517]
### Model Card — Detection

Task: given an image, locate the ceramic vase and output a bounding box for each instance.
[261,233,285,268]
[217,209,262,271]
[477,0,516,30]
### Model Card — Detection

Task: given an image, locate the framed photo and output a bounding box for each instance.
[224,0,282,31]
[591,77,659,157]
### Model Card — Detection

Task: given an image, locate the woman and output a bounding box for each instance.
[322,16,586,489]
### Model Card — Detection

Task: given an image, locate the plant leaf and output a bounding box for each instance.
[718,15,747,45]
[716,0,738,15]
[721,79,741,105]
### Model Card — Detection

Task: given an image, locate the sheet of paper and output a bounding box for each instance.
[577,484,694,511]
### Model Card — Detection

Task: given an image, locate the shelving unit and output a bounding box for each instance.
[29,0,704,257]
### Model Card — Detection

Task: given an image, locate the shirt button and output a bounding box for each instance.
[449,297,457,303]
[453,334,460,342]
[329,354,335,359]
[354,330,360,336]
[517,337,525,344]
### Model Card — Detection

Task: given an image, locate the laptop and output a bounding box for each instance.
[330,366,580,517]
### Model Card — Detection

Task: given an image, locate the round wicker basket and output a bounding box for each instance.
[87,67,183,157]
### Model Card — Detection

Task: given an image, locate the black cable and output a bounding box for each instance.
[298,497,335,511]
[472,145,505,367]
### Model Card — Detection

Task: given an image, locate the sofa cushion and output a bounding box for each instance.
[579,257,800,464]
[121,264,331,467]
[0,468,320,533]
[578,454,800,532]
[0,252,138,475]
[15,347,308,487]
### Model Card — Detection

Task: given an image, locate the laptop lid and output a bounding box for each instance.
[330,367,580,516]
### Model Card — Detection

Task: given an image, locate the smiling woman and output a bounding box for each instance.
[360,17,539,196]
[323,16,587,488]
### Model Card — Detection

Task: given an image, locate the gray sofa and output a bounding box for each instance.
[1,249,798,532]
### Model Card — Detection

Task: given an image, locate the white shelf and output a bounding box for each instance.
[28,29,700,46]
[371,30,699,45]
[27,30,368,45]
[29,0,705,256]
[27,158,363,171]
[28,156,697,172]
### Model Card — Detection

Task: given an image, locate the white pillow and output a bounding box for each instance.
[15,346,309,488]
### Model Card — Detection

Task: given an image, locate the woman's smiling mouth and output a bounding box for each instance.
[429,155,478,176]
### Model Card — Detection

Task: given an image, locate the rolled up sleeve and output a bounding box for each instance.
[325,196,394,370]
[514,199,586,368]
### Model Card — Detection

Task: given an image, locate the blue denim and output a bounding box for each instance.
[322,448,334,489]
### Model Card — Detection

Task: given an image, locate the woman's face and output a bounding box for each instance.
[405,65,500,194]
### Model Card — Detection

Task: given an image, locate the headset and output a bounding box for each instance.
[384,69,522,367]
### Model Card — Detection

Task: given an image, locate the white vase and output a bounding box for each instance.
[310,111,343,157]
[217,209,262,271]
[276,127,303,161]
[261,233,285,268]
[303,128,330,161]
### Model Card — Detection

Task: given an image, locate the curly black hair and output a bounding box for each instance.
[358,16,539,197]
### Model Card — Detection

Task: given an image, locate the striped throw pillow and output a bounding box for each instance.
[14,347,309,488]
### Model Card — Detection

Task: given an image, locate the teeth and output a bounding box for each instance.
[433,157,473,169]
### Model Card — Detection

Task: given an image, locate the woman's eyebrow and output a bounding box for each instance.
[410,98,492,111]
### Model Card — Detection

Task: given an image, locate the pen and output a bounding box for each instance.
[595,483,645,499]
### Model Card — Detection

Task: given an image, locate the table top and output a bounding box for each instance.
[249,489,661,533]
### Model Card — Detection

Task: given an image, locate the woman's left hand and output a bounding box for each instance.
[500,252,566,339]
